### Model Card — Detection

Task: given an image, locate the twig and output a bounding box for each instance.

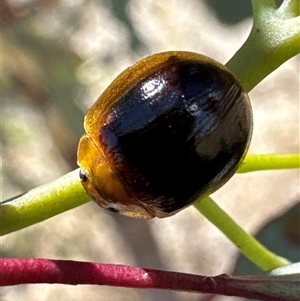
[1,258,299,301]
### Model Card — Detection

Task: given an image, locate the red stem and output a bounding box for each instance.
[0,258,296,301]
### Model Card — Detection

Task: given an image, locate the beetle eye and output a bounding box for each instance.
[105,207,120,214]
[79,168,88,182]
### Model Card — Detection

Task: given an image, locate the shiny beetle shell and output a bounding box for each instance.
[77,51,253,218]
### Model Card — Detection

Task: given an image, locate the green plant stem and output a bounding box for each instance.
[1,152,298,236]
[226,0,300,92]
[237,153,300,173]
[0,169,89,236]
[194,196,291,271]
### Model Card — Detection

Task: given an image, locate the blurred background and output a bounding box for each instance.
[1,0,299,300]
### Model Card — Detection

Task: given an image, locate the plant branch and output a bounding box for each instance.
[1,258,299,301]
[0,169,89,236]
[194,197,291,271]
[226,0,300,91]
[1,151,298,236]
[237,153,300,173]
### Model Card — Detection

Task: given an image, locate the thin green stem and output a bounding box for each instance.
[226,0,300,92]
[237,153,300,173]
[0,169,89,236]
[1,152,299,236]
[194,196,291,271]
